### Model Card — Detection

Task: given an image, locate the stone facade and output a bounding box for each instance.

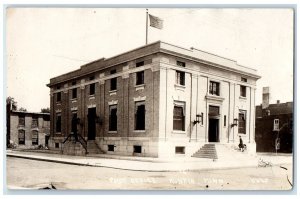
[9,111,50,149]
[47,41,260,157]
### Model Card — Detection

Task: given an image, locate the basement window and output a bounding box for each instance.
[108,145,115,152]
[175,146,185,154]
[133,145,142,153]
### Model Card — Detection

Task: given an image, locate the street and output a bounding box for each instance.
[6,157,293,190]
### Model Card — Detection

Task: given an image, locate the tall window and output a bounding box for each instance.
[109,105,117,131]
[136,61,144,85]
[31,117,38,128]
[72,88,77,99]
[209,81,220,96]
[71,112,77,133]
[240,85,246,97]
[18,130,25,145]
[19,115,25,126]
[110,70,117,90]
[176,71,185,86]
[173,102,185,131]
[135,101,145,130]
[57,92,61,102]
[136,71,144,85]
[89,83,95,95]
[32,130,38,145]
[56,114,61,133]
[238,110,246,134]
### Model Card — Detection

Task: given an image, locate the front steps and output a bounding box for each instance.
[87,140,103,154]
[192,144,218,159]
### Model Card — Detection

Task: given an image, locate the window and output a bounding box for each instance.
[89,76,94,81]
[110,70,117,91]
[18,130,25,145]
[56,114,61,133]
[32,117,38,128]
[57,92,61,102]
[32,130,38,145]
[240,85,246,97]
[72,81,76,86]
[133,145,142,153]
[238,110,246,134]
[173,103,185,131]
[55,143,59,148]
[175,146,185,154]
[136,61,144,85]
[224,115,226,127]
[241,77,247,82]
[176,71,185,86]
[89,83,95,95]
[109,105,117,131]
[19,115,25,126]
[135,102,145,130]
[136,61,144,67]
[274,119,279,131]
[108,145,115,152]
[209,81,220,96]
[72,88,77,99]
[56,85,61,89]
[177,61,186,67]
[136,71,144,85]
[71,112,77,133]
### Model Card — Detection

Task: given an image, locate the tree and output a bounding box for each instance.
[18,107,27,112]
[6,97,17,111]
[41,107,50,113]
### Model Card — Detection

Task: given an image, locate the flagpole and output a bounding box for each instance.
[146,9,148,45]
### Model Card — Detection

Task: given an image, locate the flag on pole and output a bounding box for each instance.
[149,14,163,29]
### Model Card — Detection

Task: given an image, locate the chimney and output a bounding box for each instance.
[262,87,270,109]
[277,100,280,104]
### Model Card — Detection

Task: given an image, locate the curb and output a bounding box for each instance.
[7,153,291,173]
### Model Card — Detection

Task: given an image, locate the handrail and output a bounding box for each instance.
[77,134,88,153]
[62,133,73,144]
[62,133,88,154]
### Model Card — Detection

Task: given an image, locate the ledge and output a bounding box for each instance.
[133,130,146,133]
[109,90,117,96]
[108,131,118,134]
[174,84,186,91]
[205,94,224,102]
[239,96,247,100]
[172,130,186,134]
[71,99,77,103]
[56,102,61,106]
[89,95,95,100]
[135,84,145,91]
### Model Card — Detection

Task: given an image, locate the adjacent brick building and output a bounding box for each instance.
[255,87,293,153]
[8,111,50,149]
[47,41,260,157]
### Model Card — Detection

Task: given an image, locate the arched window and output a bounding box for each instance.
[32,130,38,145]
[18,130,25,145]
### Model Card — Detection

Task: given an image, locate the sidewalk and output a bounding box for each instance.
[6,150,293,172]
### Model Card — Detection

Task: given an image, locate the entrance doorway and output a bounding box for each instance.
[209,118,219,142]
[87,108,96,140]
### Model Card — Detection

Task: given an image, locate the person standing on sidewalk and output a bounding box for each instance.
[239,136,245,152]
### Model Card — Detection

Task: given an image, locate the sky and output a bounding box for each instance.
[6,8,294,112]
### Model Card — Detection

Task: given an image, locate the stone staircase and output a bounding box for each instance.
[87,140,103,154]
[191,144,218,159]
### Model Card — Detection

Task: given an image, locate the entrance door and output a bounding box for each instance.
[87,108,96,140]
[209,118,219,142]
